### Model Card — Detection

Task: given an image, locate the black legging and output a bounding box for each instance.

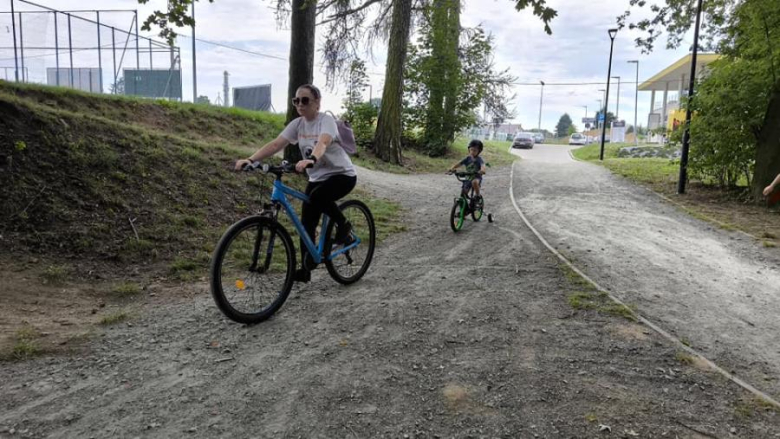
[300,174,357,264]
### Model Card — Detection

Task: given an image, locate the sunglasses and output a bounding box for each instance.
[292,96,313,106]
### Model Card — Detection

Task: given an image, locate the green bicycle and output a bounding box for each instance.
[448,171,493,232]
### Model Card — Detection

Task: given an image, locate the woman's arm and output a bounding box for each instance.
[763,173,780,196]
[295,133,333,173]
[234,135,289,170]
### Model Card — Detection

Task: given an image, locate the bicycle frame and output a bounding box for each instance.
[269,178,360,265]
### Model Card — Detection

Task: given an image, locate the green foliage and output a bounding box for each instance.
[674,0,780,188]
[347,102,378,144]
[404,18,515,156]
[555,113,573,138]
[14,140,27,152]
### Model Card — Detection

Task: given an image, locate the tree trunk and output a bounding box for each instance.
[753,82,780,200]
[373,0,413,164]
[424,0,460,156]
[284,0,317,161]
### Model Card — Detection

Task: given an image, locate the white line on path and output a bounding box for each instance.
[508,161,780,409]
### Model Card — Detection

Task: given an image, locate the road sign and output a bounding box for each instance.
[582,117,596,124]
[597,113,605,122]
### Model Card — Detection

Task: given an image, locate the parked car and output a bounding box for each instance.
[511,132,535,149]
[533,133,544,144]
[568,133,587,145]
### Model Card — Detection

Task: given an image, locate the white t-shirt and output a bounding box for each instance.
[280,112,357,182]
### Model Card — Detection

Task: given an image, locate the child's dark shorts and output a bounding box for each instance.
[462,176,483,191]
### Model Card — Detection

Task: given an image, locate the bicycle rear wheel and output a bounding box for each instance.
[450,197,466,232]
[210,216,295,324]
[325,200,376,285]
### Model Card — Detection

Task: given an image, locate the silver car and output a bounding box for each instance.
[512,132,535,149]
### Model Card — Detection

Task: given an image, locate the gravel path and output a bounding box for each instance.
[1,164,779,438]
[511,143,780,401]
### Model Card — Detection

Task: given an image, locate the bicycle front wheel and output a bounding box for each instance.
[450,197,466,232]
[325,200,376,285]
[210,216,295,324]
[472,195,484,221]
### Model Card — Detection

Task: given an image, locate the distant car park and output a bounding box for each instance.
[533,133,544,144]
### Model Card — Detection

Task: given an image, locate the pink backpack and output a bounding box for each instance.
[325,111,357,155]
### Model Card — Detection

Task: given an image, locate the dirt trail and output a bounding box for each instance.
[1,165,779,438]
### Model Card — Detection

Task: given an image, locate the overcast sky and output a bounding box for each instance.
[5,0,693,132]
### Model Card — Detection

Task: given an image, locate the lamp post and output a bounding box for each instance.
[628,60,639,145]
[10,0,19,82]
[192,1,197,102]
[600,28,618,161]
[678,0,703,194]
[538,80,545,130]
[581,105,588,129]
[612,75,621,119]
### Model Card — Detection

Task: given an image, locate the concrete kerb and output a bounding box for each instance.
[509,161,780,410]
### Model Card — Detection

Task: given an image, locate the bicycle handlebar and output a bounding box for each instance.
[448,171,481,182]
[242,160,298,175]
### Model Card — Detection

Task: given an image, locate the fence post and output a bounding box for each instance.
[54,11,60,86]
[97,11,103,92]
[134,11,140,69]
[19,12,25,82]
[112,27,117,93]
[67,13,74,88]
[10,0,19,82]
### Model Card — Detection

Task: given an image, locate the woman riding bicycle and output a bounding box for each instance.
[234,84,357,283]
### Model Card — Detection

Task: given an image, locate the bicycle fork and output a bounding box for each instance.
[248,225,276,274]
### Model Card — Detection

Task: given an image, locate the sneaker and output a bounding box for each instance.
[293,269,311,283]
[334,221,354,246]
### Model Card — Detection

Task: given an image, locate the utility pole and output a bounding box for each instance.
[191,1,197,102]
[538,80,545,131]
[223,70,230,107]
[628,60,640,145]
[10,0,19,82]
[612,76,621,119]
[678,0,703,194]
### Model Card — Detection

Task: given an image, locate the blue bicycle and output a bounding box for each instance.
[210,161,376,324]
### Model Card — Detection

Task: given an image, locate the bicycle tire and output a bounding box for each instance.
[472,195,484,222]
[325,200,376,285]
[210,216,295,324]
[450,197,466,232]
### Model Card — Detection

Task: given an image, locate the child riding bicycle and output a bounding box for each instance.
[449,139,487,207]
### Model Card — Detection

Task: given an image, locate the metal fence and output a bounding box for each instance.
[1,0,182,99]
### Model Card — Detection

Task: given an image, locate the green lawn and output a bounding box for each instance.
[571,143,680,188]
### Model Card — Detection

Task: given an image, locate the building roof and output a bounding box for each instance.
[638,53,721,91]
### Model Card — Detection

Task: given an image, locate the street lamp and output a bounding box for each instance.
[600,28,618,161]
[627,60,639,145]
[538,80,545,130]
[581,105,588,130]
[611,75,621,119]
[678,0,703,194]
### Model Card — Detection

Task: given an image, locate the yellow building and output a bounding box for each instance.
[639,53,720,139]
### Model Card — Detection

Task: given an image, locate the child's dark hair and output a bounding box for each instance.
[297,84,321,100]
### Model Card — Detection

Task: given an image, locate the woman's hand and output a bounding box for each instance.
[235,159,252,171]
[296,159,314,173]
[764,184,775,196]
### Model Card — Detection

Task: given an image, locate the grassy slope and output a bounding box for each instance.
[0,81,402,277]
